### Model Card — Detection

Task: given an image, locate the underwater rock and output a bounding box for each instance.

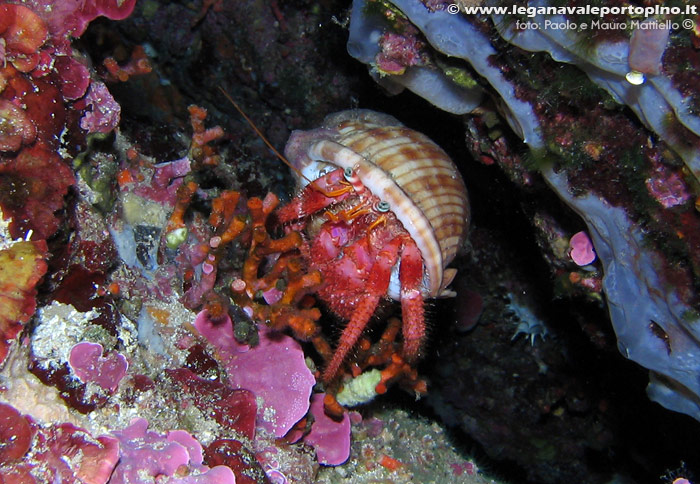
[348,0,700,423]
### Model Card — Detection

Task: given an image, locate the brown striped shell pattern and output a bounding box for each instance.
[284,109,470,300]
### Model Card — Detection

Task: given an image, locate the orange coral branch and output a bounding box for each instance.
[209,190,240,230]
[165,181,198,233]
[103,45,152,82]
[188,105,223,167]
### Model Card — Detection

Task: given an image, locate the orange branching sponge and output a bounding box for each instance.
[375,353,426,396]
[165,103,419,406]
[176,186,327,355]
[159,103,330,379]
[169,186,323,343]
[103,45,152,83]
[369,318,426,397]
[322,393,346,420]
[0,239,48,364]
[227,193,325,346]
[165,181,198,235]
[206,189,422,405]
[188,105,224,167]
[210,190,246,246]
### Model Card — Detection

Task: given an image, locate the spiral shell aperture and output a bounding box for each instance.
[284,109,470,298]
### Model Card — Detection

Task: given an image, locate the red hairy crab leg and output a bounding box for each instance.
[399,239,426,362]
[322,236,404,383]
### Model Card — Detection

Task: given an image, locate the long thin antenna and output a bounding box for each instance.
[218,86,313,185]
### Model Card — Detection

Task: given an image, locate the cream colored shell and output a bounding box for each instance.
[302,110,470,298]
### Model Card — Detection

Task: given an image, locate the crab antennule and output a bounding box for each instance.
[218,86,314,186]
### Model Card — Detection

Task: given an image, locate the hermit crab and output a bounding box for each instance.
[278,110,470,382]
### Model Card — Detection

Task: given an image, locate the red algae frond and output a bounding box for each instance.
[0,4,48,72]
[0,100,37,152]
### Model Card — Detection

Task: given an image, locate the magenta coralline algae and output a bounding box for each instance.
[110,418,235,484]
[133,157,192,205]
[303,393,351,466]
[569,231,596,267]
[194,310,315,438]
[68,342,128,393]
[79,81,122,134]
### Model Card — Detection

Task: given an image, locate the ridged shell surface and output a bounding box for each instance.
[315,110,470,297]
[335,120,468,266]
